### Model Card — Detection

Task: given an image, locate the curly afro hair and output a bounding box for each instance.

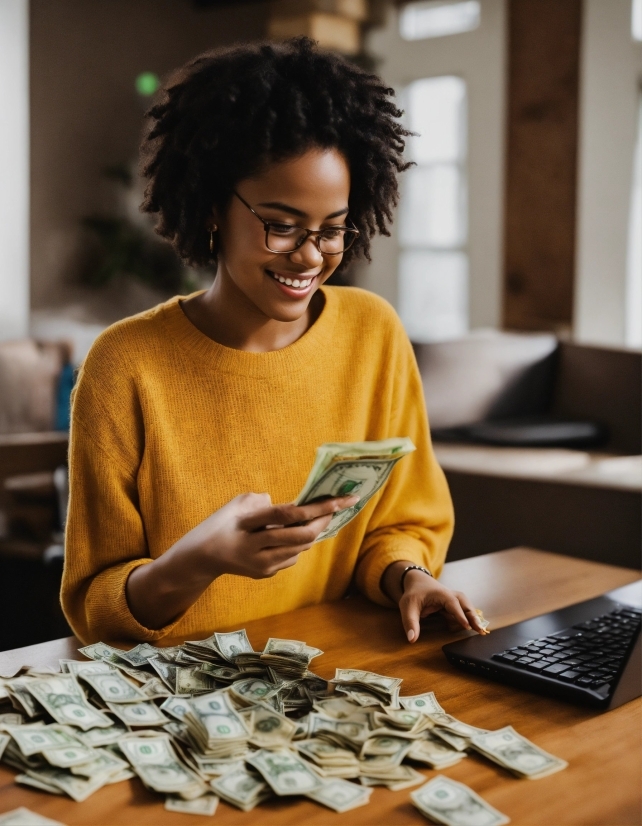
[139,36,412,270]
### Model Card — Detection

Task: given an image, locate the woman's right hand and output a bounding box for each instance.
[179,492,360,580]
[126,491,359,630]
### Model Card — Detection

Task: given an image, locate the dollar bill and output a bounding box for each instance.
[248,704,298,749]
[80,669,148,704]
[0,713,25,728]
[247,747,323,795]
[15,774,64,795]
[0,808,66,825]
[77,642,129,664]
[408,736,466,769]
[400,692,444,714]
[24,676,111,730]
[210,766,272,811]
[160,696,191,722]
[118,732,206,798]
[41,744,99,768]
[165,793,219,816]
[4,724,80,757]
[25,765,109,802]
[106,701,170,728]
[213,630,254,661]
[295,438,415,541]
[360,763,425,791]
[119,643,163,667]
[411,775,510,826]
[74,721,128,747]
[470,727,568,779]
[306,777,372,812]
[69,747,129,779]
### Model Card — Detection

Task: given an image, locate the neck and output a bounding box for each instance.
[181,270,321,352]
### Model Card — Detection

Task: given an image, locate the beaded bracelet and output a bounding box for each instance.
[400,565,433,593]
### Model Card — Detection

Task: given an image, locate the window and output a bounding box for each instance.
[399,0,480,41]
[398,76,469,342]
[633,0,642,42]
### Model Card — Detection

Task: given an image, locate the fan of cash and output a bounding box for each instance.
[0,629,567,822]
[295,438,416,542]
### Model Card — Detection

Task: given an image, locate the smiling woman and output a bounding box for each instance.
[60,37,485,648]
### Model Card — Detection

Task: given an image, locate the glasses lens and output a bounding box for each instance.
[319,229,351,254]
[266,224,307,252]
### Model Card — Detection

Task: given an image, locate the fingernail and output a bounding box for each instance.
[407,629,415,642]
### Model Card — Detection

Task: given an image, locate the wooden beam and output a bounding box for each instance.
[502,0,582,334]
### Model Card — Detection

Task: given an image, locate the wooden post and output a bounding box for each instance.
[502,0,582,334]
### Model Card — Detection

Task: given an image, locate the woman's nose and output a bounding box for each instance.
[289,235,325,269]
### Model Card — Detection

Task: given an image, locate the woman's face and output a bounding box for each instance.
[215,147,351,323]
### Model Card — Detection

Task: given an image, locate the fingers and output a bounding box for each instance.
[253,513,326,548]
[240,495,359,533]
[442,592,485,632]
[399,593,422,644]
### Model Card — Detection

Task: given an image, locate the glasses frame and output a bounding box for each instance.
[233,191,359,256]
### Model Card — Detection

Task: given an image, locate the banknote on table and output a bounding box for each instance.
[0,808,66,826]
[165,793,219,816]
[400,692,444,714]
[247,747,323,795]
[210,766,273,811]
[470,727,568,779]
[118,732,207,799]
[295,438,415,541]
[106,701,170,728]
[411,776,510,826]
[24,677,111,731]
[306,777,372,812]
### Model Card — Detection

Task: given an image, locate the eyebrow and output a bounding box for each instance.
[256,201,350,220]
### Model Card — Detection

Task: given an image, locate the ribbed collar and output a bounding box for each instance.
[159,286,338,377]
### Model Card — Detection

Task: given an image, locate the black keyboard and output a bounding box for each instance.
[492,605,642,694]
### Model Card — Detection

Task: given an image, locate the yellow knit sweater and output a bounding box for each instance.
[61,286,454,645]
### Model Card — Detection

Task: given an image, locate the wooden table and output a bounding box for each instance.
[0,548,640,825]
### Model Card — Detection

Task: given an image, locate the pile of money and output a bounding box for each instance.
[0,629,567,819]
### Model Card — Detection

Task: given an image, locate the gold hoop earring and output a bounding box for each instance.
[209,225,218,253]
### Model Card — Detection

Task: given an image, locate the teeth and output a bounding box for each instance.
[271,273,313,289]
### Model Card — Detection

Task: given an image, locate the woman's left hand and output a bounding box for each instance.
[381,560,487,643]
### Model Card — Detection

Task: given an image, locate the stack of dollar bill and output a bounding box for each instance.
[0,628,567,819]
[295,438,416,542]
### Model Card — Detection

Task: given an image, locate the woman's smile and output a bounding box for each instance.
[265,267,319,298]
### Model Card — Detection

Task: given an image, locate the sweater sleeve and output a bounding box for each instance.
[60,337,184,645]
[354,329,454,608]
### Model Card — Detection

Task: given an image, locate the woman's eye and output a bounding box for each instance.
[269,223,298,235]
[322,228,342,239]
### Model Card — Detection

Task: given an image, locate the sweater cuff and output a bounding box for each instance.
[355,536,437,609]
[86,559,186,645]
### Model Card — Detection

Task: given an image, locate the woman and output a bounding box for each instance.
[61,37,484,645]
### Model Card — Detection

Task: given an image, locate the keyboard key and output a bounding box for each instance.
[576,676,594,686]
[526,661,549,671]
[492,653,517,663]
[543,663,569,675]
[558,670,581,681]
[516,657,534,665]
[511,649,528,656]
[560,659,581,667]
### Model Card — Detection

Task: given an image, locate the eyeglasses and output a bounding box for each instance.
[234,191,359,255]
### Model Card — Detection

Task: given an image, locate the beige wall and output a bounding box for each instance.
[30,0,269,320]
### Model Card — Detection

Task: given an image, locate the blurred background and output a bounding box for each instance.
[0,0,640,649]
